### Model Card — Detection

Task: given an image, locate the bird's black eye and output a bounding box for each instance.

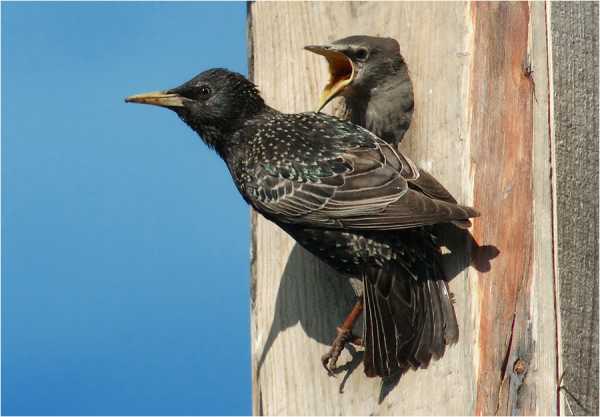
[197,85,211,99]
[355,48,368,61]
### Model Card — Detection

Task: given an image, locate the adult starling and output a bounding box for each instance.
[125,69,479,377]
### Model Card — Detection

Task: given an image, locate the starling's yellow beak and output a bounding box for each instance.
[125,91,185,108]
[305,45,355,112]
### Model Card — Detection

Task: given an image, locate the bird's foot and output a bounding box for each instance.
[321,326,363,377]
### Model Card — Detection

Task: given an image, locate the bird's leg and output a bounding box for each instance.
[321,297,364,376]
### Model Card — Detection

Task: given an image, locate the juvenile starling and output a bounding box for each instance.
[305,36,465,213]
[125,69,479,377]
[305,35,414,147]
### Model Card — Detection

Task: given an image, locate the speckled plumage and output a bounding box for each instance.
[126,68,479,377]
[226,110,475,231]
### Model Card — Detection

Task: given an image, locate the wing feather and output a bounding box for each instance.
[246,112,478,229]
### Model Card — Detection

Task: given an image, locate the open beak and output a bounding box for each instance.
[305,45,355,112]
[124,91,185,108]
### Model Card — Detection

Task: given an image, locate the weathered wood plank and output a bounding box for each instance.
[468,2,560,415]
[529,2,561,416]
[469,3,534,414]
[550,2,599,415]
[249,2,559,415]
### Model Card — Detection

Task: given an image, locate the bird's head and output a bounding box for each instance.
[125,68,265,151]
[305,35,405,112]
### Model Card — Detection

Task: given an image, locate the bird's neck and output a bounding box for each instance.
[345,67,411,114]
[186,100,275,160]
[215,105,279,161]
[342,67,413,144]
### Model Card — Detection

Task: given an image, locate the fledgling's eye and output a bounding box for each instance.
[355,48,368,61]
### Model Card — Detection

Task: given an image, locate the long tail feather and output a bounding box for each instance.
[362,231,459,377]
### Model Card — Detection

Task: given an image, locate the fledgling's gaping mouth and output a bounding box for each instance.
[305,45,355,112]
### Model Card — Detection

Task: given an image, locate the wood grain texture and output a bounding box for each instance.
[550,2,599,415]
[469,3,535,414]
[469,3,559,415]
[529,3,562,416]
[249,2,559,415]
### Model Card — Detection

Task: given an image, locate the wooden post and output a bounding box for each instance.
[551,3,599,416]
[248,2,598,415]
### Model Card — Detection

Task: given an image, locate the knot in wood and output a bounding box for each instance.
[513,358,527,375]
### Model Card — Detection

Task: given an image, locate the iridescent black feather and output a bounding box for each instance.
[127,68,478,376]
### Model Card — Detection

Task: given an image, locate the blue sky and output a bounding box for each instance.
[2,2,251,415]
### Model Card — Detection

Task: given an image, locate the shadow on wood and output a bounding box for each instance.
[255,226,498,400]
[435,224,500,281]
[255,243,357,389]
[249,2,565,414]
[254,242,409,401]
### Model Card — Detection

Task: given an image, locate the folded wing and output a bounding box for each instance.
[248,113,478,230]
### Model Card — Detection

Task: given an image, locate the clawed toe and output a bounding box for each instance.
[320,298,364,377]
[321,351,337,377]
[321,327,360,376]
